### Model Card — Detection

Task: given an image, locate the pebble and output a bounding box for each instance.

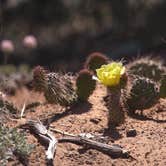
[126,129,137,137]
[90,118,101,124]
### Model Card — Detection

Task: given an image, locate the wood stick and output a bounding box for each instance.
[49,127,76,137]
[58,136,129,158]
[27,120,129,160]
[28,120,58,162]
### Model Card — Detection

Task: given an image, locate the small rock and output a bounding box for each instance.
[85,160,93,165]
[90,118,101,124]
[126,129,137,137]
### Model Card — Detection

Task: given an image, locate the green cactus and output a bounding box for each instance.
[76,69,96,101]
[127,57,165,81]
[33,66,77,106]
[159,74,166,98]
[125,76,159,114]
[105,87,125,127]
[44,72,77,106]
[84,52,109,73]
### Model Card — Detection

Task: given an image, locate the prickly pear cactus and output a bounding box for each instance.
[159,74,166,98]
[44,72,77,106]
[125,76,159,113]
[127,57,165,81]
[76,69,96,101]
[84,52,109,73]
[105,87,125,127]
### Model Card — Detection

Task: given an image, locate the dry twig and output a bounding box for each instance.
[26,120,130,166]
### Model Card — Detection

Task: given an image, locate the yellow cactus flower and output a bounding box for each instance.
[96,62,125,87]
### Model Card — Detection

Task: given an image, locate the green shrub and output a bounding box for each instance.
[0,126,34,165]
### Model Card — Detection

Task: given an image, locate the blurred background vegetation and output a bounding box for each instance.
[0,0,166,71]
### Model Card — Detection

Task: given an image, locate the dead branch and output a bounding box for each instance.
[27,120,130,166]
[58,136,129,158]
[49,127,76,137]
[28,120,57,162]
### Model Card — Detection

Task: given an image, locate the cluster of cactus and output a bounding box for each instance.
[33,52,107,105]
[84,52,109,73]
[127,57,165,81]
[94,56,164,126]
[76,69,96,101]
[32,54,164,127]
[124,76,160,114]
[33,66,77,106]
[0,125,34,165]
[76,52,110,101]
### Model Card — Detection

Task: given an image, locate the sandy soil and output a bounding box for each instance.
[5,84,166,166]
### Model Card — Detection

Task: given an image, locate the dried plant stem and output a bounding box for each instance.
[49,127,76,137]
[26,120,130,165]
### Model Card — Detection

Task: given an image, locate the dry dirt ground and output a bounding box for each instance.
[6,84,166,166]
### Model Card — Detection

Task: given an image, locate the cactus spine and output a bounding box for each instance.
[33,66,77,106]
[76,69,96,101]
[44,72,77,106]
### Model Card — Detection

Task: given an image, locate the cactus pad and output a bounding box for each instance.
[84,52,109,73]
[125,77,159,113]
[44,72,77,106]
[76,69,96,101]
[33,66,77,106]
